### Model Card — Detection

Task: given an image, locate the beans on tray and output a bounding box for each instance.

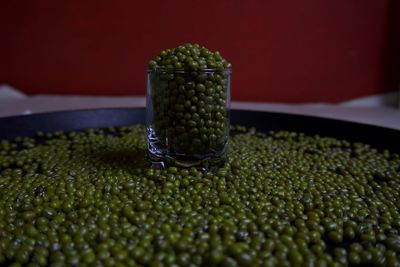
[0,125,399,266]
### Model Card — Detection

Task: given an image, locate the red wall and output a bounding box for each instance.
[0,0,399,103]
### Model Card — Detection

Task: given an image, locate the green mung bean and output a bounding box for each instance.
[0,125,399,266]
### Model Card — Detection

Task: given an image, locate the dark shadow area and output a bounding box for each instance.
[92,146,149,171]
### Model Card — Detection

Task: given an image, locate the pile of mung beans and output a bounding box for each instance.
[0,125,399,267]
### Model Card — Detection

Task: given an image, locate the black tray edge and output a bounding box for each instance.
[0,108,399,153]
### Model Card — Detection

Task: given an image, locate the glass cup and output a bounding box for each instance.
[146,68,231,171]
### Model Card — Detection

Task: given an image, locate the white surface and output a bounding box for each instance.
[339,91,399,108]
[1,85,399,130]
[0,84,26,104]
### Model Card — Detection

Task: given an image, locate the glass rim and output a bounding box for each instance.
[147,67,231,74]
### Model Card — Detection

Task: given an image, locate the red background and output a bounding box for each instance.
[0,0,399,103]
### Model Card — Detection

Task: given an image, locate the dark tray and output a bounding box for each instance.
[0,108,399,153]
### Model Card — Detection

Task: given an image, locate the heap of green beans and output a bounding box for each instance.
[147,43,231,156]
[0,125,400,267]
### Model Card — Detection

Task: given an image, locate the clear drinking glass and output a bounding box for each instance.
[146,68,231,170]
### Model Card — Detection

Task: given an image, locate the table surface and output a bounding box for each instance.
[1,85,399,130]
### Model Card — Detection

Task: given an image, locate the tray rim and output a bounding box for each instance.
[0,106,398,132]
[0,107,399,153]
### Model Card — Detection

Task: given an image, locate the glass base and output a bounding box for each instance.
[147,149,227,172]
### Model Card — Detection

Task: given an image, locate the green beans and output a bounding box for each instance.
[147,44,231,168]
[0,125,400,266]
